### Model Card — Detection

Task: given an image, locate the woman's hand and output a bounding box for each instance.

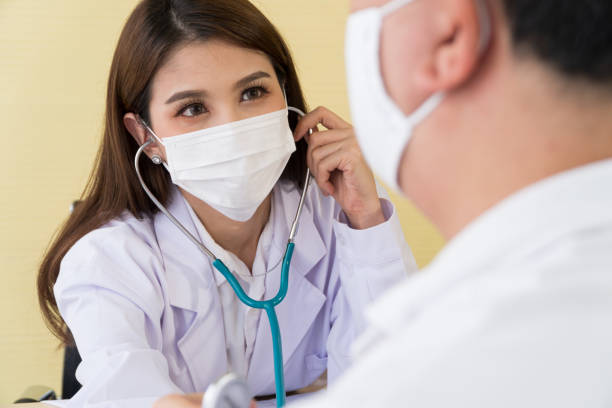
[154,393,203,408]
[294,106,385,229]
[154,393,257,408]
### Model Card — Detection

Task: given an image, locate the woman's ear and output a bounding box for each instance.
[123,112,166,161]
[124,112,147,145]
[415,0,487,92]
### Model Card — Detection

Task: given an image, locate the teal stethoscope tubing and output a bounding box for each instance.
[134,107,311,407]
[212,244,294,407]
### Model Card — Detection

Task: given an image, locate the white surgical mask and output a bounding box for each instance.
[145,108,296,222]
[345,0,490,193]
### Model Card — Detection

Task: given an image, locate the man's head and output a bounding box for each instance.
[347,0,612,237]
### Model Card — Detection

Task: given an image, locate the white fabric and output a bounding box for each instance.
[292,159,612,408]
[54,180,417,407]
[151,108,296,221]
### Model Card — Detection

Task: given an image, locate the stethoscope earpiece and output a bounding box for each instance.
[151,155,162,165]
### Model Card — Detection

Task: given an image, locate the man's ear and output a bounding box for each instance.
[416,0,487,93]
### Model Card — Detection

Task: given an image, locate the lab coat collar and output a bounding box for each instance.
[154,182,328,394]
[153,187,228,390]
[176,180,328,285]
[180,191,275,288]
[366,159,612,334]
[155,186,218,305]
[154,180,327,298]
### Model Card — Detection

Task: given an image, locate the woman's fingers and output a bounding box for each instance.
[153,393,202,408]
[313,149,352,196]
[307,130,353,193]
[154,393,257,408]
[307,139,345,176]
[307,128,351,151]
[305,128,358,196]
[294,106,351,142]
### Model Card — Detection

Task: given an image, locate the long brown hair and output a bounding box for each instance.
[38,0,309,345]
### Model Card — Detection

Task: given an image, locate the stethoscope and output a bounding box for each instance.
[134,107,311,408]
[202,373,251,408]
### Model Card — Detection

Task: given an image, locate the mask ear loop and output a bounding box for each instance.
[381,0,415,16]
[282,86,307,118]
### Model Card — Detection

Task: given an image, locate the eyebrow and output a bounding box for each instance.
[165,89,208,105]
[164,71,273,105]
[233,71,272,90]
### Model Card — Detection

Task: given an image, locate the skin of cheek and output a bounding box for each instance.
[380,2,439,115]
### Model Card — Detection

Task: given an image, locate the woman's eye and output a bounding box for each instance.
[180,103,206,117]
[241,87,266,102]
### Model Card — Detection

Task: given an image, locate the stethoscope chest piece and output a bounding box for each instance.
[203,373,251,408]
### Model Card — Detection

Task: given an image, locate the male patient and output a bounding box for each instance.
[157,0,612,406]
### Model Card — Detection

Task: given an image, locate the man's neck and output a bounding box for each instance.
[415,60,612,240]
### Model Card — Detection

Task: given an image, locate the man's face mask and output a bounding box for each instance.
[345,0,491,193]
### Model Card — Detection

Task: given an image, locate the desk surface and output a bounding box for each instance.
[1,404,52,408]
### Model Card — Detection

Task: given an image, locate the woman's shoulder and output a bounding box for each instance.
[59,210,162,285]
[55,210,165,318]
[72,211,156,254]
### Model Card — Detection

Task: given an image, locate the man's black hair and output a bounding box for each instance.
[502,0,612,82]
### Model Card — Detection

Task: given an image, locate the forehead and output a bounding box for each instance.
[152,40,276,96]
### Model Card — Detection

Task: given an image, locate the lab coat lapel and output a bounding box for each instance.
[154,187,227,391]
[247,184,328,395]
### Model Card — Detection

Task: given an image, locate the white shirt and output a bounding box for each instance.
[293,159,612,408]
[183,192,274,378]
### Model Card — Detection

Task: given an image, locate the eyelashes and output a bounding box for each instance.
[176,98,207,117]
[241,81,270,102]
[174,81,272,118]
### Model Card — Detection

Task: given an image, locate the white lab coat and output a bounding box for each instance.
[293,159,612,408]
[54,179,416,407]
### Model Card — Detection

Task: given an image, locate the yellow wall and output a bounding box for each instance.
[0,0,444,402]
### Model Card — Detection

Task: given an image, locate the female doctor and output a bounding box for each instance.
[37,0,416,405]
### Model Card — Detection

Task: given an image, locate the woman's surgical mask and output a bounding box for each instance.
[142,108,296,221]
[345,0,491,193]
